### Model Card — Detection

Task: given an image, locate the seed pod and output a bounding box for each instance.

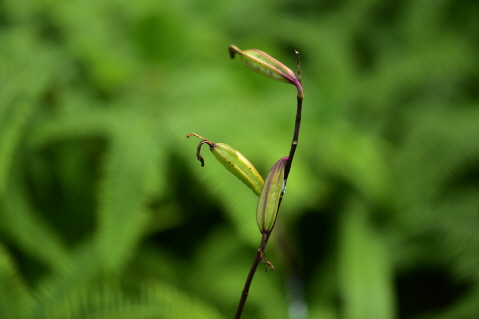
[187,133,264,196]
[256,157,288,233]
[229,45,304,99]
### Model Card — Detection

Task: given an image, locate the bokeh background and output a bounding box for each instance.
[1,0,479,318]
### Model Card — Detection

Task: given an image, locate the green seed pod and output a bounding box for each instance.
[229,45,304,99]
[242,49,297,84]
[256,157,288,233]
[187,133,264,196]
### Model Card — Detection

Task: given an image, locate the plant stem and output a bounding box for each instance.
[234,96,303,318]
[284,96,303,182]
[234,51,303,319]
[234,234,271,319]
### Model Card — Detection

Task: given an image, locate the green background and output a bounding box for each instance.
[1,0,478,318]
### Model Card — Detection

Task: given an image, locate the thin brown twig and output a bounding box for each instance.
[234,51,303,319]
[284,96,303,181]
[234,234,270,319]
[234,95,303,318]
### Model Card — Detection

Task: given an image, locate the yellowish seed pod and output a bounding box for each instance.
[256,157,288,233]
[211,143,264,196]
[187,133,264,196]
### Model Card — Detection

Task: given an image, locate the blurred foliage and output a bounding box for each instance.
[1,0,479,318]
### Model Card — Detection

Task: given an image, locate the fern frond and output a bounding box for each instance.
[31,271,226,319]
[0,178,70,271]
[95,111,167,272]
[0,29,58,198]
[0,243,32,319]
